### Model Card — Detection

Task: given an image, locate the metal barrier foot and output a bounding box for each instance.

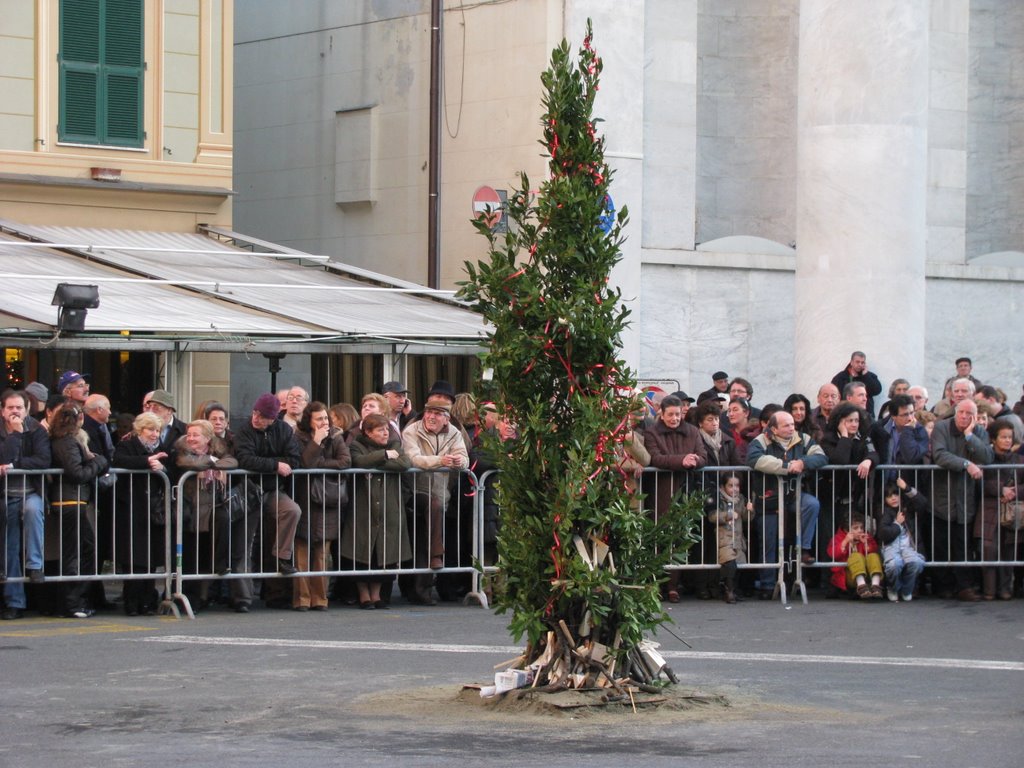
[791,578,808,605]
[464,590,488,609]
[159,593,194,619]
[791,557,809,605]
[773,580,788,606]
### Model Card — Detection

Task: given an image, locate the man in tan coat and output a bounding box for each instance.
[402,395,468,604]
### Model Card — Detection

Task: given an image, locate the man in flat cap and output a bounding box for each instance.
[143,390,187,457]
[382,381,415,431]
[698,371,729,404]
[401,395,468,604]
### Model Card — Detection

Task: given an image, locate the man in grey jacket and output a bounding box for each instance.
[747,411,828,597]
[930,398,992,601]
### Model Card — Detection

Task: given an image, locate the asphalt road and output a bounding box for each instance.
[1,591,1022,768]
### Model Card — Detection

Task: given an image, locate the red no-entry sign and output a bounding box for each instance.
[472,186,504,229]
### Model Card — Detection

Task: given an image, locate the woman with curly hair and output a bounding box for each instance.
[784,393,813,436]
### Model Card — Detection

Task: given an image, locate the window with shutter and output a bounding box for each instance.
[58,0,144,148]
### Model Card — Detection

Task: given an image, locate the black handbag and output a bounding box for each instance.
[310,473,348,508]
[220,479,263,523]
[149,486,167,526]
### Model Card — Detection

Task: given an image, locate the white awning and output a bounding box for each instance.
[0,233,317,336]
[0,220,487,351]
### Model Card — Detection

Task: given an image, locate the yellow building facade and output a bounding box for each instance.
[0,0,233,414]
[0,1,482,417]
[0,0,234,231]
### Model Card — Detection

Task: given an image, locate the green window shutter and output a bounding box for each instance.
[102,0,143,146]
[105,73,142,142]
[104,0,142,67]
[59,0,143,148]
[61,67,99,139]
[61,0,100,62]
[59,0,101,142]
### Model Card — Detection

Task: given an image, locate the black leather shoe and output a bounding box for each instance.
[26,569,45,584]
[277,559,298,576]
[2,607,24,620]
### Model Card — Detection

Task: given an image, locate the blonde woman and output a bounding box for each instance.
[112,412,169,616]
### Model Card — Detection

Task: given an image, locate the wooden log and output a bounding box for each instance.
[557,619,576,649]
[493,654,526,671]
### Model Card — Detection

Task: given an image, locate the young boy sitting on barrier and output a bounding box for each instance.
[876,478,928,602]
[826,513,884,600]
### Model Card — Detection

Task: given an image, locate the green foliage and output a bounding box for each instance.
[458,22,702,659]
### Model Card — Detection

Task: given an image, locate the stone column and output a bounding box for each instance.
[565,0,645,371]
[795,0,929,399]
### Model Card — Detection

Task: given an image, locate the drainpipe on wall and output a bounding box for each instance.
[427,0,442,289]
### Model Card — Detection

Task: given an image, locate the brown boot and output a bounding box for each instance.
[982,569,997,600]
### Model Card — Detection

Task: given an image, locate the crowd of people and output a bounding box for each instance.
[1,351,1022,620]
[633,353,1024,604]
[0,373,507,620]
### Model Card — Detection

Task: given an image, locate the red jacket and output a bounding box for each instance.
[826,527,879,591]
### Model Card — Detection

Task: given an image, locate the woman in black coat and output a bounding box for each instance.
[113,412,171,616]
[49,404,109,618]
[819,402,879,536]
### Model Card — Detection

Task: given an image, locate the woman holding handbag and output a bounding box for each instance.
[174,419,239,610]
[293,401,351,611]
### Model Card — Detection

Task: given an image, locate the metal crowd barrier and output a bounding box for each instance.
[471,463,1024,608]
[170,467,482,618]
[5,461,1023,618]
[2,468,177,616]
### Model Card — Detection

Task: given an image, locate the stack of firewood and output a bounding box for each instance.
[480,533,678,699]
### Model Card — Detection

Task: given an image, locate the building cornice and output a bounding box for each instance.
[0,172,234,198]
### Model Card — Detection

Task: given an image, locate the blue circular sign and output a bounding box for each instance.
[598,194,615,234]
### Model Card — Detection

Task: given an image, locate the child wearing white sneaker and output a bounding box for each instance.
[826,514,884,600]
[877,478,927,602]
